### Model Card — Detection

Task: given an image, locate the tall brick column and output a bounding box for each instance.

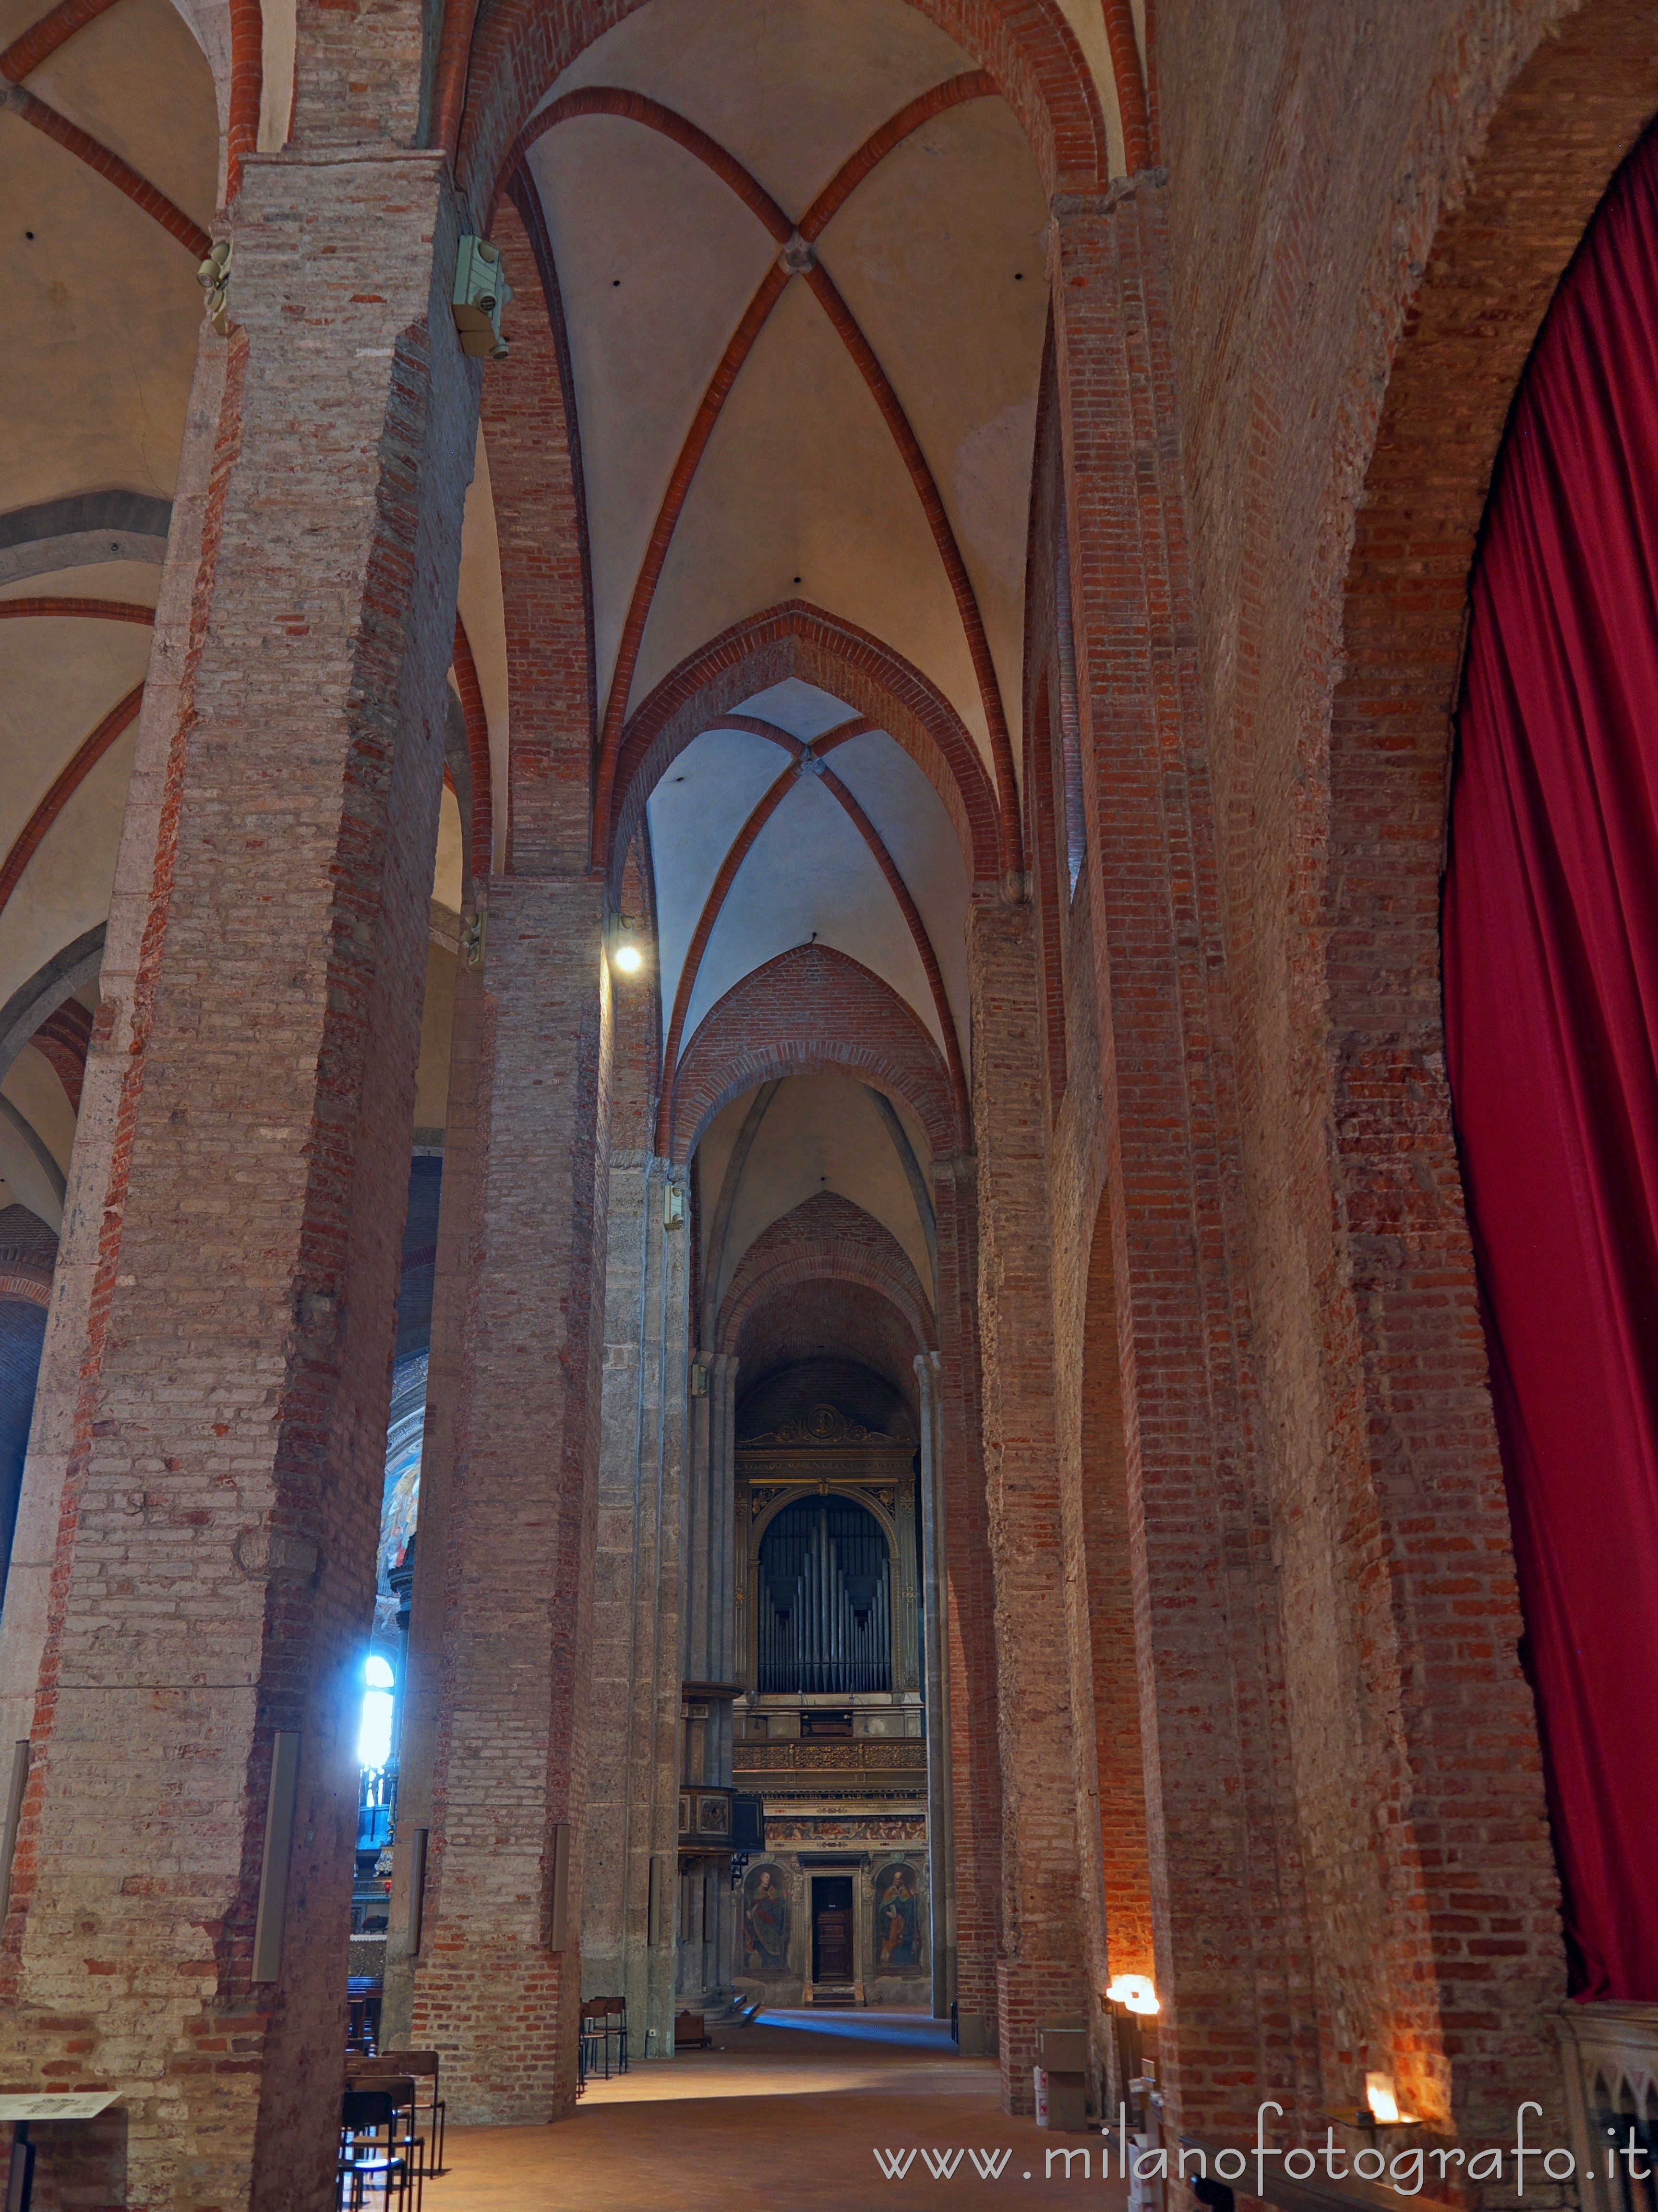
[968,895,1087,2111]
[581,1144,687,2060]
[0,153,479,2211]
[1049,177,1314,2138]
[929,1157,1000,2056]
[386,880,612,2121]
[383,172,612,2121]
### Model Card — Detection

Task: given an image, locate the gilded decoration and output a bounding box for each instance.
[738,1404,901,1449]
[733,1741,926,1770]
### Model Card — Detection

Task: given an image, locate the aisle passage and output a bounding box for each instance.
[437,2014,1124,2211]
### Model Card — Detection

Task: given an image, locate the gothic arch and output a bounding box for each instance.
[604,600,1004,893]
[1304,0,1658,2112]
[456,0,1111,225]
[669,943,961,1164]
[1325,0,1658,1474]
[719,1191,936,1358]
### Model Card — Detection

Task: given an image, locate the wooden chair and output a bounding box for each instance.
[365,2052,445,2176]
[338,2083,420,2211]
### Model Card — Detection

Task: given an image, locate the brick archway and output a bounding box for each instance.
[1327,2,1658,1514]
[1315,0,1658,2126]
[603,600,1003,894]
[719,1191,936,1357]
[668,943,961,1164]
[457,0,1110,226]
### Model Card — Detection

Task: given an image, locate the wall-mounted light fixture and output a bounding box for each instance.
[1105,1973,1160,2016]
[613,940,643,974]
[453,236,512,360]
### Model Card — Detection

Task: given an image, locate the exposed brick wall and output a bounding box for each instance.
[1150,0,1648,2152]
[0,156,480,2212]
[482,191,593,875]
[399,881,612,2123]
[669,944,962,1166]
[931,1160,1001,2040]
[969,894,1085,2111]
[1049,177,1319,2140]
[1023,330,1166,2115]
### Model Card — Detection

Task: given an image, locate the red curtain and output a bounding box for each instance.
[1443,121,1658,2000]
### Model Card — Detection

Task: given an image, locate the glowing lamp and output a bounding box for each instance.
[1365,2074,1406,2124]
[1105,1974,1160,2016]
[613,941,643,974]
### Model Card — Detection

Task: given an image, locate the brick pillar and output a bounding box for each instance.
[929,1157,1000,2056]
[582,1145,687,2060]
[0,155,479,2212]
[969,895,1087,2112]
[1050,178,1313,2136]
[391,880,612,2122]
[384,166,610,2122]
[914,1349,954,2023]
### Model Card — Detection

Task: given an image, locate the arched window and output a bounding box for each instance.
[757,1497,891,1694]
[358,1654,395,1770]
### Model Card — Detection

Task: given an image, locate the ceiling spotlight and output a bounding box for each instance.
[613,941,644,975]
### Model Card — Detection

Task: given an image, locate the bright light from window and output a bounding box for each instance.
[359,1654,396,1768]
[613,941,643,974]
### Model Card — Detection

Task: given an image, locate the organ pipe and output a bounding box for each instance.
[755,1498,893,1696]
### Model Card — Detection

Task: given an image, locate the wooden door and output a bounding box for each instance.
[812,1876,854,1980]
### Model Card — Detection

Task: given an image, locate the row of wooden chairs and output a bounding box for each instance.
[337,2051,446,2207]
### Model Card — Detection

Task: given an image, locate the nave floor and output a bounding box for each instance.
[438,2011,1125,2211]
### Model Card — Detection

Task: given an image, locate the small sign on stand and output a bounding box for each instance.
[0,2092,119,2212]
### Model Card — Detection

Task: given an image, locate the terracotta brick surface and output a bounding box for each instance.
[1153,0,1650,2156]
[970,895,1085,2112]
[669,944,961,1166]
[0,155,480,2211]
[397,880,612,2124]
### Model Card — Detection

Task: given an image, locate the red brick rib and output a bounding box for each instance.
[3,84,211,257]
[798,71,996,240]
[610,599,1000,888]
[651,713,965,1150]
[817,757,968,1126]
[225,0,262,195]
[505,78,1016,878]
[805,257,1020,875]
[670,940,961,1161]
[653,757,798,1155]
[0,598,152,624]
[508,86,793,241]
[30,998,93,1114]
[589,261,792,852]
[429,0,477,159]
[0,0,120,81]
[718,1192,937,1354]
[452,615,494,880]
[0,681,144,918]
[1101,0,1151,171]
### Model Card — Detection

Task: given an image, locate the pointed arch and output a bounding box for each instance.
[606,600,1001,891]
[668,943,961,1164]
[719,1191,935,1357]
[456,0,1110,221]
